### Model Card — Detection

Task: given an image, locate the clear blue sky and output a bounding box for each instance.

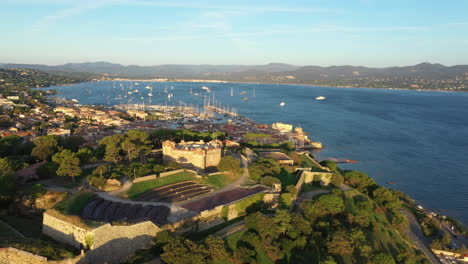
[1,0,467,67]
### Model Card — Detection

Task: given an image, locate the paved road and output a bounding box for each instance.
[402,209,441,264]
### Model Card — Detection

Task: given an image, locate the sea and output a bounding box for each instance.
[45,81,468,225]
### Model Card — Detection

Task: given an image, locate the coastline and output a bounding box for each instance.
[104,78,467,93]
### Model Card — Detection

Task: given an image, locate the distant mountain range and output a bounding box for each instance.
[1,62,467,90]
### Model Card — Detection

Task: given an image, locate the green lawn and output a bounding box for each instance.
[54,192,95,215]
[126,171,196,199]
[204,173,239,190]
[300,155,328,172]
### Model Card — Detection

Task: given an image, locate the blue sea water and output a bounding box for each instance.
[46,81,468,224]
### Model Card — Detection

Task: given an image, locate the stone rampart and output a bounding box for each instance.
[42,212,90,249]
[80,221,160,264]
[133,174,157,183]
[159,169,198,178]
[0,247,84,264]
[0,247,47,264]
[43,212,161,264]
[294,170,333,197]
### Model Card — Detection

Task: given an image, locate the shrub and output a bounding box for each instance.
[31,184,46,200]
[36,162,58,178]
[260,176,281,187]
[279,193,292,208]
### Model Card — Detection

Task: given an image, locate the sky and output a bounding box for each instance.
[1,0,468,67]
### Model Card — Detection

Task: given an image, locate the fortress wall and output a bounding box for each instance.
[42,213,90,249]
[81,221,160,264]
[0,247,47,264]
[0,247,83,264]
[133,174,157,183]
[159,169,198,178]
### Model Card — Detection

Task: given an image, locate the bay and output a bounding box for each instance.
[46,81,468,224]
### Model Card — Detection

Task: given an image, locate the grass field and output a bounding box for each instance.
[54,192,95,215]
[300,155,328,172]
[204,173,239,190]
[127,171,196,199]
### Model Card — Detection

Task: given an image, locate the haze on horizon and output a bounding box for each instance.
[1,0,468,67]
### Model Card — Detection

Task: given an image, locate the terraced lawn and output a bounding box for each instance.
[126,171,197,199]
[204,173,239,190]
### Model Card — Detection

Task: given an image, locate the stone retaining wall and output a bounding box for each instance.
[42,212,89,249]
[159,169,198,178]
[133,174,157,183]
[0,247,47,264]
[0,248,83,264]
[43,212,161,264]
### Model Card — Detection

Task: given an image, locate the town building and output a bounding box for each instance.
[272,122,293,133]
[162,140,222,171]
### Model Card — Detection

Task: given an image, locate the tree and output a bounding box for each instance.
[62,135,86,152]
[99,134,125,163]
[322,256,337,264]
[217,155,241,174]
[92,165,110,178]
[248,158,281,182]
[52,149,82,182]
[372,187,401,209]
[260,176,281,187]
[0,157,14,174]
[0,173,16,200]
[320,160,339,172]
[205,236,229,263]
[343,170,377,193]
[32,135,59,161]
[161,238,208,264]
[122,130,152,162]
[372,253,396,264]
[301,193,345,220]
[330,173,344,187]
[286,185,297,196]
[279,193,292,208]
[77,147,93,166]
[326,230,354,256]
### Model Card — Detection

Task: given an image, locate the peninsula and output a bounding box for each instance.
[0,69,467,264]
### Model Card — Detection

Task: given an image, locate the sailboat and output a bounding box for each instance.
[253,88,256,99]
[148,87,153,97]
[230,87,233,96]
